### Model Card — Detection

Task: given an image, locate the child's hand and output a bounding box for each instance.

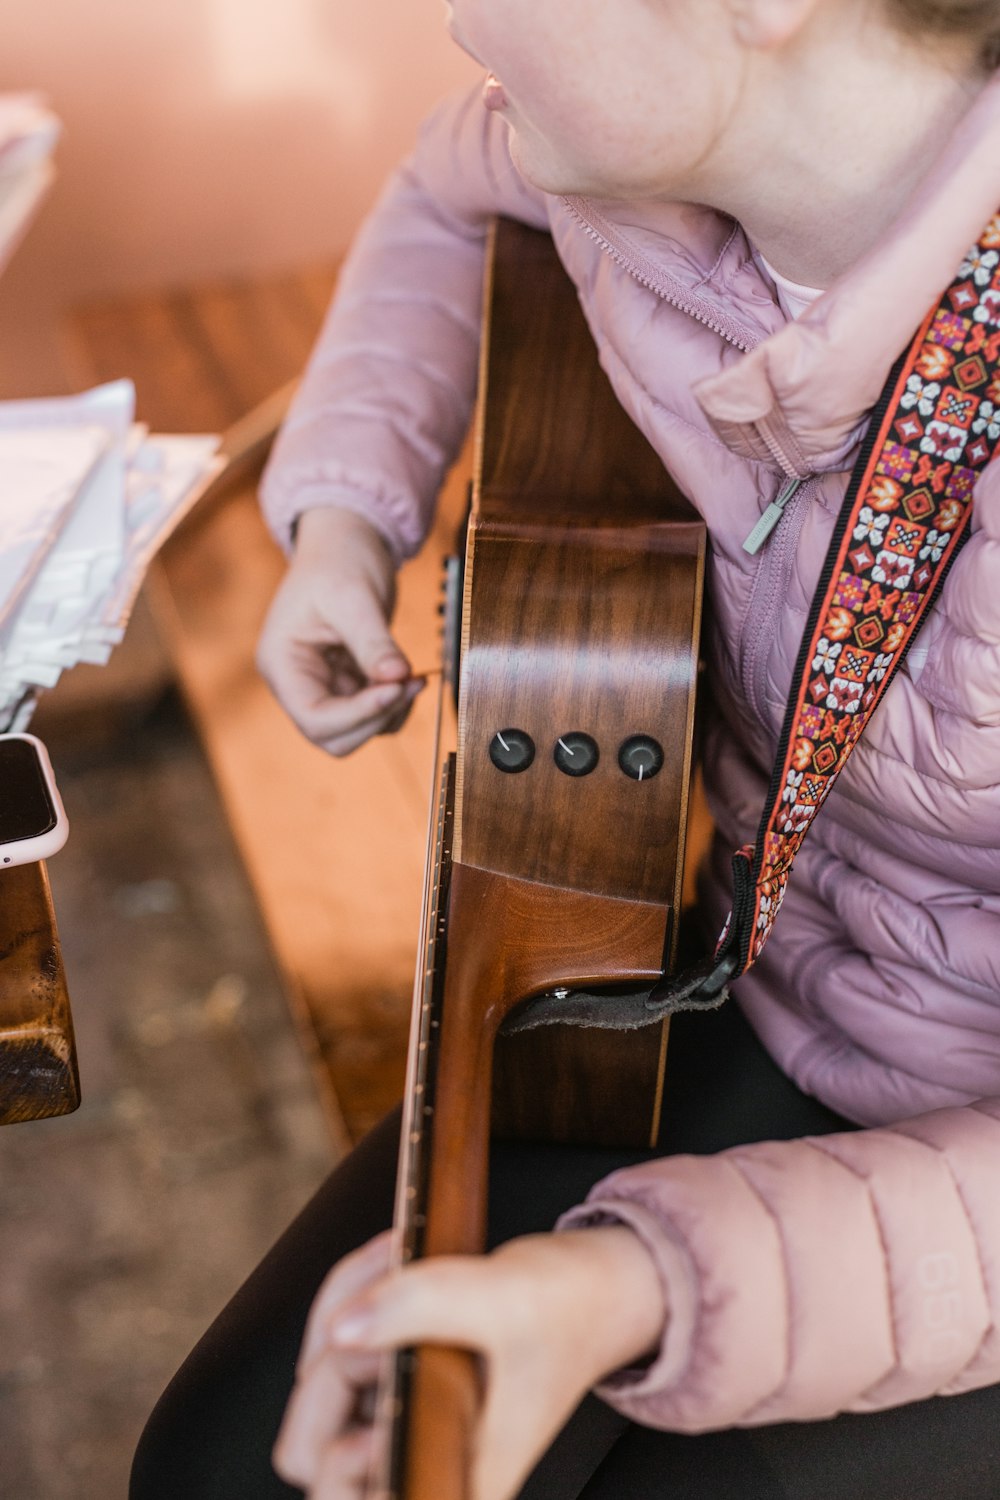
[257,508,424,756]
[274,1226,666,1500]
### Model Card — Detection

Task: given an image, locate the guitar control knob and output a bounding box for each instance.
[553,732,599,777]
[618,735,664,781]
[489,729,535,773]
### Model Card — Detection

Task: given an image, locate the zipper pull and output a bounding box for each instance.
[742,478,804,556]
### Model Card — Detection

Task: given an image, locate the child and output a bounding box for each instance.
[132,2,1000,1497]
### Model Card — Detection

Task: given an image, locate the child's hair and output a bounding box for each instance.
[890,0,1000,68]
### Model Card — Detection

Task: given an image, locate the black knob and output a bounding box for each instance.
[489,729,535,773]
[553,732,599,777]
[618,735,664,781]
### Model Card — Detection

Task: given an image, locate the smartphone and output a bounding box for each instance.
[0,733,69,867]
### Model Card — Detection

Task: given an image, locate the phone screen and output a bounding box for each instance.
[0,739,57,842]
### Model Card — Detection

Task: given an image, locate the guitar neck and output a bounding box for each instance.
[374,751,457,1500]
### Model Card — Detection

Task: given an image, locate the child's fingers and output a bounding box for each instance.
[316,681,424,757]
[290,680,410,747]
[312,1425,379,1500]
[257,580,410,715]
[261,635,423,750]
[273,1351,351,1486]
[299,1232,395,1372]
[275,1347,380,1490]
[378,680,426,737]
[259,633,382,711]
[328,1255,500,1353]
[335,586,410,685]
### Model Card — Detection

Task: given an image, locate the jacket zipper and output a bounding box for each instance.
[741,475,817,723]
[743,477,804,555]
[562,197,819,724]
[561,197,759,354]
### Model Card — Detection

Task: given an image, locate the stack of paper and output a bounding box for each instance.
[0,93,60,275]
[0,380,223,730]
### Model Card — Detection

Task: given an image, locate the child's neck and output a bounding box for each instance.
[697,31,991,290]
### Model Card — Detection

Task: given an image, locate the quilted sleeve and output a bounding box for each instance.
[259,82,549,563]
[557,1099,1000,1432]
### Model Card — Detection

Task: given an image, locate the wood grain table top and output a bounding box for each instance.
[67,263,467,1145]
[0,861,79,1125]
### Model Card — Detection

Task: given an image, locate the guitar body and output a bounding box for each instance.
[471,221,705,1149]
[378,218,705,1500]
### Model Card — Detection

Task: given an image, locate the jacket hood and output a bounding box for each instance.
[691,71,1000,477]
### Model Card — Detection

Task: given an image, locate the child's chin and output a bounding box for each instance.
[507,135,590,198]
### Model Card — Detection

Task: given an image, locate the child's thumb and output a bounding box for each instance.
[344,596,410,683]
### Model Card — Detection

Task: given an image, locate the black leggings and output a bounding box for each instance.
[130,1002,1000,1500]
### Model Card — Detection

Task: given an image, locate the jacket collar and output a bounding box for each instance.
[572,71,1000,477]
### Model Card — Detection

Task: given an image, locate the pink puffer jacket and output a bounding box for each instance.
[260,77,1000,1430]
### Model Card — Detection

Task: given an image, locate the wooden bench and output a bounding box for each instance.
[66,266,469,1146]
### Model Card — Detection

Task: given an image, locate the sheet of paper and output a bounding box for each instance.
[0,424,109,631]
[0,382,221,729]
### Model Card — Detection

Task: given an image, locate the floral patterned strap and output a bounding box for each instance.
[646,210,1000,1014]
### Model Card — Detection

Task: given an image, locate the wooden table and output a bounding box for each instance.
[0,862,79,1124]
[67,266,468,1146]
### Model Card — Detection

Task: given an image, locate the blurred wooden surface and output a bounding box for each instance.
[0,861,80,1125]
[66,265,465,1144]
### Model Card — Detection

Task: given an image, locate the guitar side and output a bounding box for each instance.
[381,217,706,1500]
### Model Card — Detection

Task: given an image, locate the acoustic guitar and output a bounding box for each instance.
[372,216,706,1499]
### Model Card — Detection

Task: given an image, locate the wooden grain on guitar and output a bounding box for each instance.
[465,219,705,1151]
[0,862,79,1125]
[387,219,705,1500]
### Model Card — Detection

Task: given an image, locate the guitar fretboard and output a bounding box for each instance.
[378,755,455,1500]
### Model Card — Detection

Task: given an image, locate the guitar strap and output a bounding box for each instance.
[505,208,1000,1037]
